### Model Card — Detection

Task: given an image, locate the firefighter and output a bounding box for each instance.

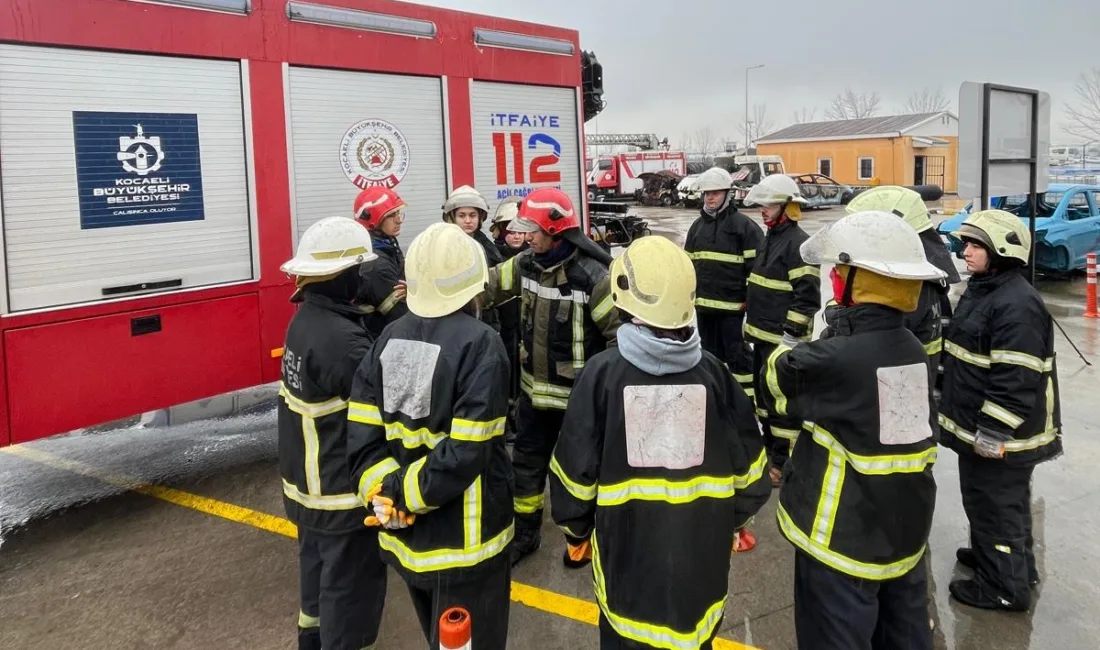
[354,186,408,337]
[939,209,1062,612]
[483,187,620,566]
[764,210,946,650]
[741,174,820,487]
[489,196,528,445]
[550,236,771,649]
[442,185,504,330]
[684,166,764,401]
[276,216,386,650]
[346,222,514,649]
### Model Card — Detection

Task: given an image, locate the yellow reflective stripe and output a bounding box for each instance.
[559,522,584,539]
[811,451,845,546]
[765,344,793,416]
[597,476,737,506]
[521,369,572,409]
[572,298,586,370]
[1045,377,1055,433]
[924,338,943,355]
[771,426,800,440]
[298,611,320,628]
[378,523,513,572]
[550,454,597,501]
[386,422,446,449]
[357,458,400,500]
[403,456,430,513]
[748,273,792,291]
[514,493,545,514]
[777,504,926,581]
[282,479,362,511]
[944,341,990,368]
[348,401,383,425]
[742,387,755,398]
[591,533,724,649]
[500,256,516,291]
[788,265,820,279]
[301,415,323,496]
[786,310,812,326]
[279,383,349,418]
[755,407,769,419]
[591,293,615,323]
[464,477,482,548]
[810,425,937,475]
[450,417,506,442]
[732,372,754,384]
[735,447,770,488]
[745,322,782,344]
[693,297,745,311]
[520,369,572,396]
[378,290,402,315]
[688,250,746,264]
[938,414,1060,452]
[980,400,1025,429]
[990,349,1053,373]
[744,249,757,259]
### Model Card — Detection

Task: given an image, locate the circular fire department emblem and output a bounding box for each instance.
[339,119,410,190]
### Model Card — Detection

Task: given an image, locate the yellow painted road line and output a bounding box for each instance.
[2,445,756,650]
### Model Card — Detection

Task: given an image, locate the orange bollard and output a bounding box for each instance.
[439,607,472,650]
[1086,253,1099,319]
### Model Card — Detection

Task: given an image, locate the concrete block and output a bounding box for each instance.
[141,383,279,428]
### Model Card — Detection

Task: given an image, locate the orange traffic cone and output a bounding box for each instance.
[1085,253,1098,319]
[439,607,472,650]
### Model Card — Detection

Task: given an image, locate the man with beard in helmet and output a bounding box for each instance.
[765,210,946,650]
[354,187,409,338]
[482,187,621,567]
[442,185,505,330]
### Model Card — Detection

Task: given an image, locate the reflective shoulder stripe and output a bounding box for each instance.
[938,414,1060,452]
[403,456,435,514]
[591,533,726,649]
[357,457,400,501]
[282,480,362,511]
[688,250,745,264]
[379,290,402,315]
[500,256,516,291]
[386,422,446,449]
[765,344,793,416]
[591,294,615,322]
[549,454,597,501]
[348,401,383,425]
[788,265,821,279]
[923,338,943,355]
[777,504,927,581]
[450,417,506,442]
[748,273,793,292]
[980,400,1025,429]
[785,310,812,326]
[990,349,1053,373]
[378,523,513,572]
[944,340,991,368]
[693,297,745,312]
[810,424,937,475]
[280,383,349,418]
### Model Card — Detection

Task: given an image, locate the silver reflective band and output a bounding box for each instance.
[287,1,438,38]
[132,0,250,13]
[473,29,575,56]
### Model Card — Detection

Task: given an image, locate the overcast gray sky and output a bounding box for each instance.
[417,0,1096,146]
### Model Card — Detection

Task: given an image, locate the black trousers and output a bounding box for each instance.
[794,551,932,650]
[407,565,512,650]
[697,311,753,395]
[752,341,802,468]
[297,527,387,650]
[598,614,718,649]
[958,453,1036,606]
[512,394,566,529]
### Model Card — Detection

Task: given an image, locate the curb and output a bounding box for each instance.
[139,383,279,428]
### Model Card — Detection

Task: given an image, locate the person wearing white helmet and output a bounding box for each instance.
[939,210,1062,612]
[347,223,514,649]
[764,210,946,650]
[741,174,820,488]
[683,166,764,404]
[443,185,505,330]
[277,216,386,650]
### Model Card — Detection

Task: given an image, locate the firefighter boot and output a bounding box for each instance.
[956,547,1039,586]
[949,579,1029,612]
[510,514,542,566]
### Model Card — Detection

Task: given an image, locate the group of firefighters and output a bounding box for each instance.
[276,165,1063,650]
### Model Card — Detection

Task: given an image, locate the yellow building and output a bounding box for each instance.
[756,112,959,193]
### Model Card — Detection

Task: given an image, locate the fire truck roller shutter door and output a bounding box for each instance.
[0,44,253,312]
[286,66,447,248]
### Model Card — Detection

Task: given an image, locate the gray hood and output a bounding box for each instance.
[616,322,702,376]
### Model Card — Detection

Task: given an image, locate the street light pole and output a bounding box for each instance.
[744,64,765,150]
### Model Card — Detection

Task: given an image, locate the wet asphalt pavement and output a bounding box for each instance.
[1,205,1098,650]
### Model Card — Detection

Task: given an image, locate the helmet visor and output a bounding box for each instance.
[507,216,541,234]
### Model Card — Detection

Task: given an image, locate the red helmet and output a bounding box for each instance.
[509,188,580,236]
[354,187,406,230]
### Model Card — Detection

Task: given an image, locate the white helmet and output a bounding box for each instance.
[442,185,489,221]
[405,223,489,318]
[492,196,522,225]
[744,174,808,206]
[800,210,946,281]
[281,216,377,277]
[695,167,733,192]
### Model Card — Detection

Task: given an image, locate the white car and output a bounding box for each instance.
[678,174,701,207]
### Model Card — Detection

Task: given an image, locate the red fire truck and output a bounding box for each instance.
[587,151,687,201]
[0,0,602,444]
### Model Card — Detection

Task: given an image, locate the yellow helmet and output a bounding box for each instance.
[845,186,932,234]
[405,223,489,318]
[952,209,1030,263]
[610,236,696,329]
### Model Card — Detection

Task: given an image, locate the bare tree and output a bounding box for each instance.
[792,107,818,124]
[825,88,881,120]
[693,126,720,157]
[679,131,696,152]
[903,87,951,114]
[1065,68,1100,141]
[738,105,776,144]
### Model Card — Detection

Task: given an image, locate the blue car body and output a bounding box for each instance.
[936,183,1100,271]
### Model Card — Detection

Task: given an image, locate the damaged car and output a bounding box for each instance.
[788,173,855,209]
